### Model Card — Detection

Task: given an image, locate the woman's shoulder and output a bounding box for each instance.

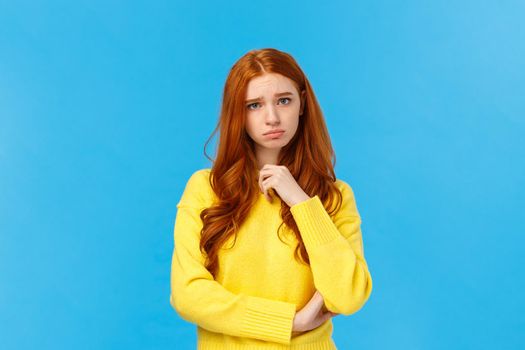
[333,177,360,216]
[177,168,214,208]
[189,167,212,181]
[334,177,353,194]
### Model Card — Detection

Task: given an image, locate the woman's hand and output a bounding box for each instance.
[258,164,310,207]
[292,290,339,335]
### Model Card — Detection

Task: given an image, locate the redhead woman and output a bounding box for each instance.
[170,47,373,349]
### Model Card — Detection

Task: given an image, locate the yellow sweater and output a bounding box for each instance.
[170,168,373,349]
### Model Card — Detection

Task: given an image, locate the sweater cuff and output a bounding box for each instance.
[290,195,341,247]
[240,296,296,345]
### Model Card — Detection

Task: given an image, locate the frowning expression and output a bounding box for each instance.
[244,73,305,149]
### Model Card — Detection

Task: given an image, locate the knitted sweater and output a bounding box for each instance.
[170,168,373,349]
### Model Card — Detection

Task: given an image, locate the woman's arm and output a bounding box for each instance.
[289,180,373,315]
[170,170,297,345]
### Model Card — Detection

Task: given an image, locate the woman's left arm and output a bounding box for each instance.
[289,180,373,316]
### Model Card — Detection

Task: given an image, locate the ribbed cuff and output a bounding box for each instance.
[240,296,296,345]
[290,195,341,248]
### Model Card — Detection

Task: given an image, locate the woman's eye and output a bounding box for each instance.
[247,98,290,110]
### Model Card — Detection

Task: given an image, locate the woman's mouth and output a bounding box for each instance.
[264,131,285,139]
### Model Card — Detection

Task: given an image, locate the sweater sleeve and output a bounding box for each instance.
[169,169,297,345]
[289,180,373,316]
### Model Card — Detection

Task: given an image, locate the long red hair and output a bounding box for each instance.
[201,48,343,279]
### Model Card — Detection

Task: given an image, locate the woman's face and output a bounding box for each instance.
[244,72,305,152]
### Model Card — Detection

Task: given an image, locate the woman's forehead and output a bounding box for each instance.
[246,73,297,97]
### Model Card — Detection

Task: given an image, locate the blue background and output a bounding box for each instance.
[1,1,524,349]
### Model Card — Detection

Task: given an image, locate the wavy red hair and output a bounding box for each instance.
[200,48,343,279]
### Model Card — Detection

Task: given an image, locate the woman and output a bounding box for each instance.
[170,48,373,349]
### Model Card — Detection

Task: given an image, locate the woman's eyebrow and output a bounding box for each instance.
[245,91,293,104]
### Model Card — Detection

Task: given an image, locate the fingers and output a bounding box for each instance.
[315,290,338,319]
[322,311,334,323]
[262,187,272,202]
[297,294,339,333]
[258,174,264,194]
[306,290,322,306]
[266,188,273,202]
[258,171,273,202]
[313,290,324,303]
[311,311,336,330]
[309,292,326,315]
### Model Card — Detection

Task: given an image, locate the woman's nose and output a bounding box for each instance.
[265,105,279,123]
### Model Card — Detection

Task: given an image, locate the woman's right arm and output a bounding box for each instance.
[170,170,297,345]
